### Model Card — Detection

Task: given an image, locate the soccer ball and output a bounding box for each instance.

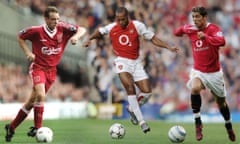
[109,123,125,139]
[36,127,53,143]
[168,125,186,143]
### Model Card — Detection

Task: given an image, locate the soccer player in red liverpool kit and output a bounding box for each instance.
[174,6,236,141]
[84,7,179,133]
[5,6,86,142]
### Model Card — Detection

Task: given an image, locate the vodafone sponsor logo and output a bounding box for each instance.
[41,47,61,55]
[194,40,209,51]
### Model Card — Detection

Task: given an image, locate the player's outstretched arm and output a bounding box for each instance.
[70,27,87,45]
[151,35,179,53]
[83,29,103,48]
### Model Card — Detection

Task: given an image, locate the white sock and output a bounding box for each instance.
[128,95,144,122]
[194,113,200,118]
[139,120,146,125]
[225,120,231,123]
[128,105,133,111]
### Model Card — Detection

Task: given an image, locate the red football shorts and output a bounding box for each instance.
[29,67,57,93]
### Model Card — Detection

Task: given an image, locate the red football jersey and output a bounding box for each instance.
[99,20,154,59]
[19,22,79,67]
[174,23,225,72]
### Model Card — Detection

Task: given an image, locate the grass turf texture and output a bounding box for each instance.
[0,119,239,144]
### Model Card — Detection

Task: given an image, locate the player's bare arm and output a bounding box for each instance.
[83,30,103,47]
[151,35,179,53]
[70,27,87,45]
[18,37,35,61]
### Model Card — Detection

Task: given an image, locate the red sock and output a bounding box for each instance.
[34,104,44,128]
[10,108,29,131]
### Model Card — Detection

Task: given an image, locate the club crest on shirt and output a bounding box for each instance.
[57,34,63,43]
[129,29,134,34]
[118,65,123,70]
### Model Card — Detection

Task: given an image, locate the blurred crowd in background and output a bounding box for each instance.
[1,0,240,113]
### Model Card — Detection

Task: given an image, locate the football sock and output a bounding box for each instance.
[195,117,202,125]
[225,120,231,123]
[128,95,144,122]
[139,120,146,126]
[191,94,201,113]
[193,113,200,118]
[225,122,233,130]
[34,104,44,128]
[10,107,30,130]
[219,104,230,121]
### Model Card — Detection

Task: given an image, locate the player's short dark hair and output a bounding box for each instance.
[116,7,129,16]
[44,6,58,18]
[192,6,208,17]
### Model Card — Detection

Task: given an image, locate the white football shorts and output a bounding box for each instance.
[113,57,148,82]
[187,68,226,97]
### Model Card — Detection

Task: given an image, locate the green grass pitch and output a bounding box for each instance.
[0,119,239,144]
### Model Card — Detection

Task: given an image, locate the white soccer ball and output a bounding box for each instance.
[109,123,125,139]
[168,125,186,143]
[36,127,53,143]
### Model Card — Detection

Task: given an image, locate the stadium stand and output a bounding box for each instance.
[1,0,240,115]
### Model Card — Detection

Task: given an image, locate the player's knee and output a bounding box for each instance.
[216,97,226,107]
[125,86,136,94]
[191,78,203,94]
[24,103,34,110]
[36,92,45,102]
[138,92,152,106]
[191,86,201,94]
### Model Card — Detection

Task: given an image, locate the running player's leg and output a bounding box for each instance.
[135,79,152,133]
[28,69,56,137]
[215,96,235,142]
[27,83,45,137]
[133,62,151,133]
[119,72,149,133]
[114,58,139,125]
[27,70,49,137]
[5,90,35,142]
[190,78,203,141]
[209,71,235,142]
[118,72,139,124]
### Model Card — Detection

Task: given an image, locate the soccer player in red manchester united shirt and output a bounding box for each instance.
[84,7,179,133]
[174,6,236,141]
[4,6,86,142]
